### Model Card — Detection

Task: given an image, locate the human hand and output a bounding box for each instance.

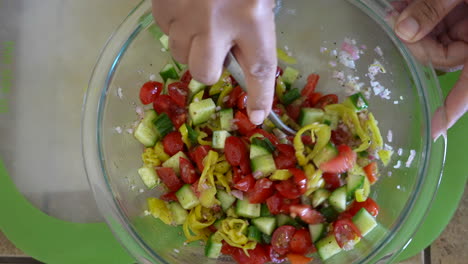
[151,0,277,125]
[393,0,468,140]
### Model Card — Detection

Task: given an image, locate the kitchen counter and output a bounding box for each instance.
[0,189,466,263]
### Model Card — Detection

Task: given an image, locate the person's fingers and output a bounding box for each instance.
[232,11,277,125]
[395,0,464,43]
[151,0,173,34]
[188,35,232,85]
[391,0,410,13]
[168,22,194,64]
[432,61,468,140]
[449,17,468,42]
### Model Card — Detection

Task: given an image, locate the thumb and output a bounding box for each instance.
[395,0,464,43]
[432,62,468,140]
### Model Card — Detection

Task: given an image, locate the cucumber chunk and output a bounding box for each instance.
[219,108,234,131]
[252,217,277,236]
[205,234,222,259]
[159,34,169,50]
[346,174,365,200]
[248,225,262,242]
[134,110,158,147]
[168,202,188,225]
[236,199,261,218]
[250,144,270,159]
[312,188,331,208]
[329,186,347,212]
[352,208,377,236]
[175,184,200,210]
[138,166,159,189]
[216,190,236,211]
[251,138,275,153]
[313,143,338,167]
[188,79,206,96]
[212,130,231,149]
[189,98,216,125]
[282,66,299,87]
[251,154,276,178]
[162,151,188,175]
[309,223,326,242]
[282,88,301,105]
[299,108,325,126]
[317,235,342,261]
[153,113,174,138]
[159,63,179,82]
[344,92,369,111]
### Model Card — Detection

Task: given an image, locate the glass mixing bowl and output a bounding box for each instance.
[82,0,447,263]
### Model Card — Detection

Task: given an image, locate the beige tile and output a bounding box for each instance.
[0,230,26,256]
[431,189,468,264]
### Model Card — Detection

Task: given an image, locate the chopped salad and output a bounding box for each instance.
[132,40,390,264]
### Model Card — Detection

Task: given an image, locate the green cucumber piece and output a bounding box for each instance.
[251,138,275,153]
[344,92,369,111]
[134,110,158,147]
[260,203,272,217]
[175,184,200,210]
[250,144,270,159]
[248,225,262,242]
[262,233,272,244]
[213,219,223,230]
[317,235,342,261]
[216,190,236,211]
[299,108,325,126]
[312,189,331,208]
[312,143,338,167]
[168,202,188,225]
[352,208,377,236]
[172,58,187,72]
[309,223,326,242]
[186,125,198,144]
[320,206,339,222]
[188,79,206,96]
[276,214,300,227]
[329,186,347,212]
[189,98,216,125]
[153,113,174,138]
[205,234,222,259]
[137,166,159,189]
[219,108,234,131]
[212,130,231,149]
[159,63,179,82]
[236,199,261,218]
[346,174,365,200]
[162,151,188,175]
[159,34,169,50]
[252,217,277,236]
[282,66,300,88]
[251,154,276,178]
[282,88,301,105]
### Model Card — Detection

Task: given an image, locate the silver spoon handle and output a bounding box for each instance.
[224,52,296,135]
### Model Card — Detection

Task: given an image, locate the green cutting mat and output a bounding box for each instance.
[0,72,466,263]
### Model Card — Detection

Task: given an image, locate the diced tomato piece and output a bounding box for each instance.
[233,174,255,192]
[274,144,297,169]
[249,178,275,204]
[231,244,269,264]
[225,136,249,166]
[301,135,314,145]
[239,156,252,175]
[153,94,175,114]
[168,105,187,129]
[162,132,184,156]
[237,92,247,110]
[248,128,280,146]
[286,101,302,122]
[276,66,283,78]
[320,145,357,173]
[160,191,178,202]
[301,74,320,98]
[156,167,183,192]
[272,104,284,116]
[271,225,296,255]
[276,168,307,199]
[190,145,212,172]
[322,173,343,190]
[364,162,378,184]
[139,81,163,105]
[308,92,323,106]
[346,198,380,217]
[333,219,362,250]
[289,228,316,255]
[286,254,313,264]
[266,245,287,263]
[290,205,325,225]
[190,180,201,198]
[168,82,189,107]
[179,157,199,184]
[180,70,192,84]
[267,193,299,215]
[314,94,339,109]
[221,241,237,255]
[234,111,257,135]
[226,86,243,108]
[232,167,243,184]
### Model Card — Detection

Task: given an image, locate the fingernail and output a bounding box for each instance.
[396,17,419,40]
[249,110,266,125]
